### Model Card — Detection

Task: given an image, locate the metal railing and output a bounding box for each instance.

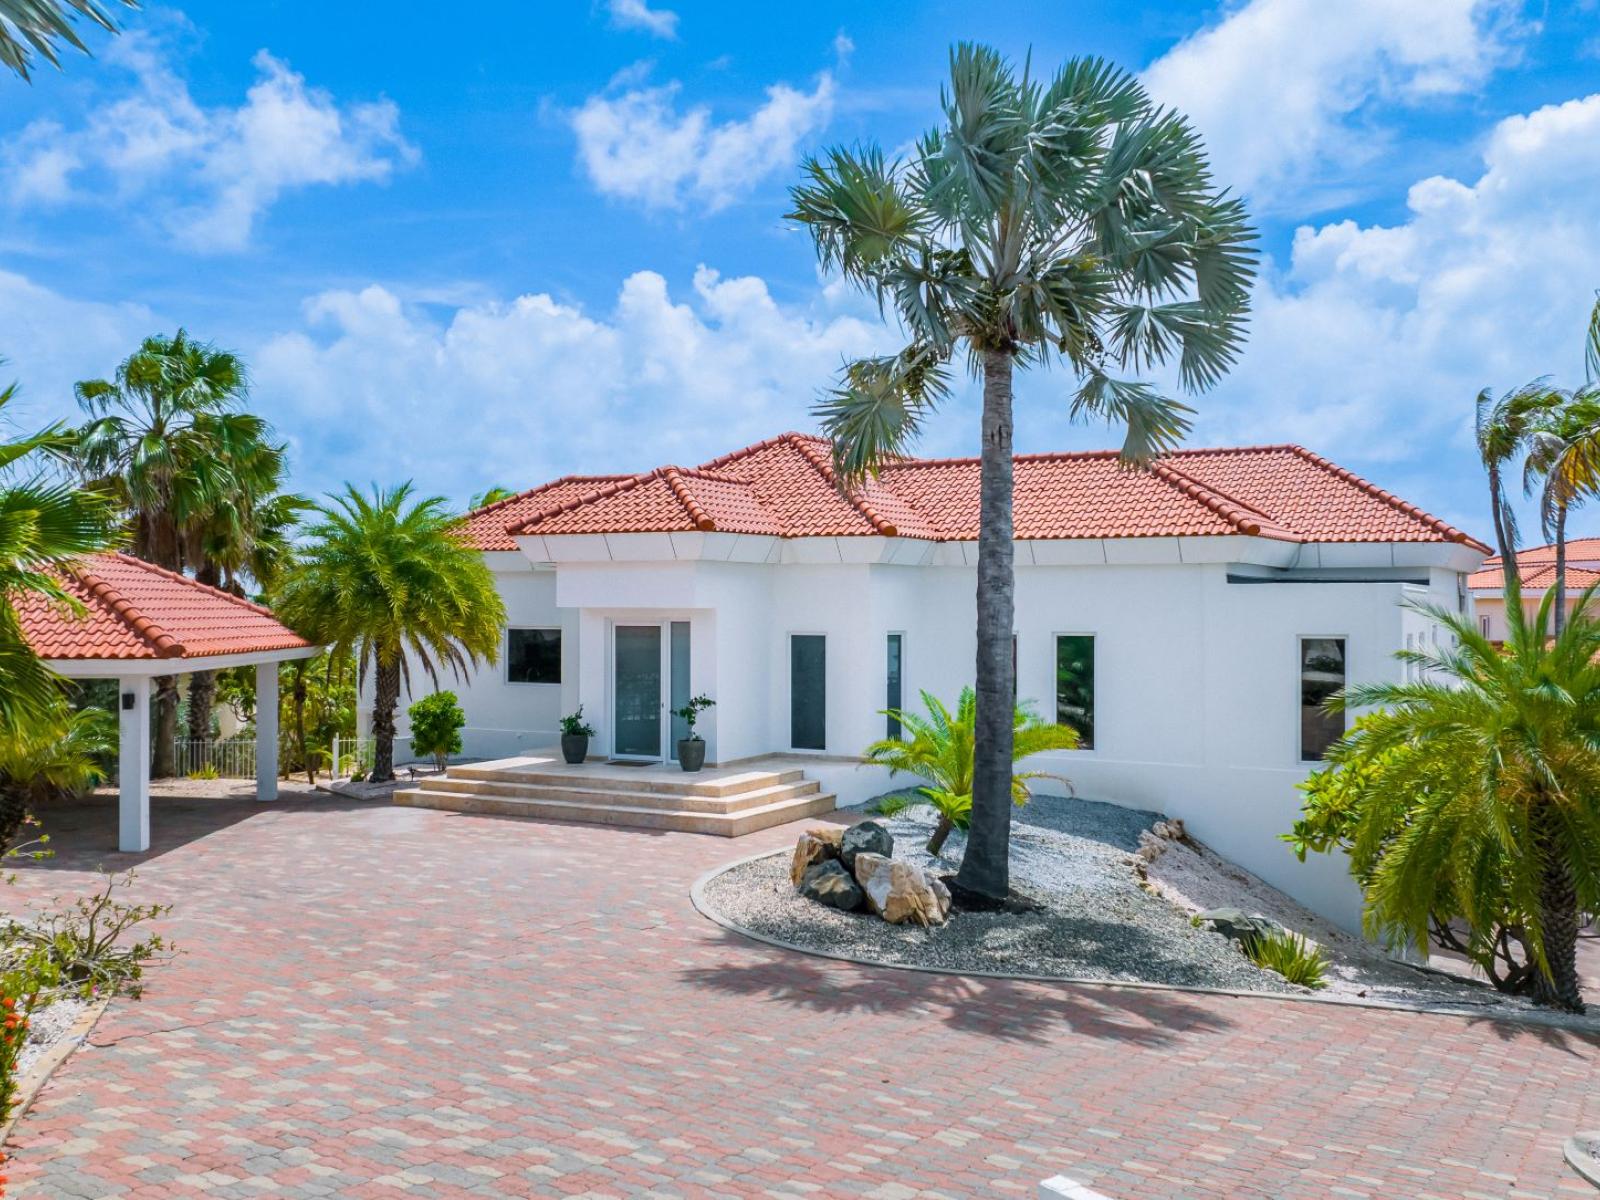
[171,736,257,779]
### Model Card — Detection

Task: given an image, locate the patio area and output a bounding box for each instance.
[3,791,1597,1199]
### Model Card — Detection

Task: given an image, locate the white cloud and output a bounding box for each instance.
[1,36,416,252]
[1142,0,1526,206]
[572,67,834,209]
[606,0,678,39]
[253,266,891,500]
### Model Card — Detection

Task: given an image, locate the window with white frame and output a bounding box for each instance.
[1299,637,1345,761]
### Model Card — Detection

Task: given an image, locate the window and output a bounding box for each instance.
[1054,635,1094,749]
[1299,637,1346,761]
[507,628,561,684]
[1479,615,1491,637]
[886,633,904,739]
[790,635,826,750]
[669,621,691,759]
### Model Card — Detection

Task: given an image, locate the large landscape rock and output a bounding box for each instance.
[852,851,951,927]
[1196,907,1283,948]
[839,820,894,870]
[798,860,864,911]
[789,831,838,886]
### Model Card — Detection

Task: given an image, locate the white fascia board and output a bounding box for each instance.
[1390,542,1490,572]
[1311,542,1397,569]
[726,534,779,563]
[536,534,613,562]
[888,538,939,566]
[781,538,845,565]
[46,643,323,679]
[836,537,898,565]
[1028,539,1108,566]
[483,550,536,573]
[603,532,677,561]
[511,535,552,562]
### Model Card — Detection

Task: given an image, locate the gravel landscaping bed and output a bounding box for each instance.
[14,995,91,1080]
[702,791,1600,1026]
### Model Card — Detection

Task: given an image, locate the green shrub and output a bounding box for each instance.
[1243,929,1328,989]
[408,691,465,771]
[868,792,916,818]
[2,872,172,1001]
[187,763,220,781]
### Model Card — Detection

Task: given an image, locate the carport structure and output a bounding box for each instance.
[16,552,319,851]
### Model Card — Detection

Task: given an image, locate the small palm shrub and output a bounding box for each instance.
[1242,929,1328,989]
[0,703,115,855]
[868,792,915,819]
[865,688,1078,854]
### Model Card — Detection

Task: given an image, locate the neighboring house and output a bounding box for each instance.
[1466,538,1600,641]
[387,432,1487,929]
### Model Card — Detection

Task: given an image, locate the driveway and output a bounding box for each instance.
[4,792,1597,1199]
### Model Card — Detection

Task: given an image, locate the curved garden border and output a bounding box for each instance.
[1565,1133,1600,1190]
[0,997,111,1146]
[691,849,1597,1031]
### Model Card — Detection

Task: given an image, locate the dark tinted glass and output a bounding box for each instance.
[1055,635,1094,749]
[1300,637,1346,761]
[791,635,826,750]
[508,628,560,683]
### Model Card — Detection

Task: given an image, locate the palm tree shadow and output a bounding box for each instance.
[1461,1010,1600,1057]
[681,934,1236,1048]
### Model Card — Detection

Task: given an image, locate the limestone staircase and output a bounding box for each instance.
[394,757,837,836]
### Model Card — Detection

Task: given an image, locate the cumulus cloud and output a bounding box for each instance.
[606,0,678,39]
[1,35,416,251]
[253,266,891,501]
[1142,0,1526,207]
[572,66,834,209]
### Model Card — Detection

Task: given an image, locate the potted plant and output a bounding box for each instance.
[559,706,594,765]
[673,694,715,772]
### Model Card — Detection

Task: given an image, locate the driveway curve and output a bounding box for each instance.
[5,794,1597,1199]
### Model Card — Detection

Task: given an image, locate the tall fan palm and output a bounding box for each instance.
[788,45,1255,900]
[865,687,1078,855]
[0,0,137,80]
[0,372,114,729]
[75,329,252,775]
[1322,590,1600,1013]
[274,484,505,783]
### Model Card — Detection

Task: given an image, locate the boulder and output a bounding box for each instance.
[852,852,951,927]
[789,831,838,886]
[805,825,845,851]
[1196,907,1283,948]
[798,860,864,911]
[839,820,894,870]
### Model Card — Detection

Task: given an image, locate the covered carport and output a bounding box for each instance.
[16,552,320,851]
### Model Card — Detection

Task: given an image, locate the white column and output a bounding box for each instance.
[256,661,279,802]
[118,676,151,853]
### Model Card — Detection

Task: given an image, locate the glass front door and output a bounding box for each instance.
[613,625,663,758]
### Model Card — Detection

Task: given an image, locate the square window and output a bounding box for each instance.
[507,628,561,684]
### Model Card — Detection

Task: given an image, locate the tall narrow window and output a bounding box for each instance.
[790,635,826,750]
[1300,637,1346,761]
[1054,635,1094,749]
[885,633,904,739]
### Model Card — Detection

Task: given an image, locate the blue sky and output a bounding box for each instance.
[4,1,1600,543]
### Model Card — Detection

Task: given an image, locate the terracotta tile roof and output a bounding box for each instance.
[1477,537,1600,571]
[1467,562,1600,591]
[14,553,313,661]
[464,432,1488,551]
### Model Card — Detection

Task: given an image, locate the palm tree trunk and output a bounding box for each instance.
[1487,464,1519,589]
[186,671,216,753]
[1553,502,1568,636]
[926,815,955,857]
[151,675,179,778]
[1530,805,1585,1012]
[370,660,400,784]
[953,348,1016,904]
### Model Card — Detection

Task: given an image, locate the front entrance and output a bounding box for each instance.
[613,624,663,759]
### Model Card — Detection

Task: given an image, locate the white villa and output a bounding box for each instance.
[386,431,1489,930]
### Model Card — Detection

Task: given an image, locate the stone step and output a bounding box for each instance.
[446,758,807,799]
[393,785,838,837]
[408,776,822,815]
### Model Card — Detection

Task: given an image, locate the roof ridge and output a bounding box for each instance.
[108,553,293,623]
[69,557,186,658]
[1285,445,1489,552]
[696,432,799,472]
[658,466,717,532]
[787,434,900,537]
[1148,461,1301,542]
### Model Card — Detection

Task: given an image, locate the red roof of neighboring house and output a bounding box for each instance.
[1476,537,1600,571]
[461,432,1489,552]
[14,553,313,661]
[1467,562,1600,591]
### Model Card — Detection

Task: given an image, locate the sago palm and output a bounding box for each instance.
[789,45,1255,900]
[274,484,505,783]
[0,0,137,80]
[0,372,114,729]
[865,687,1078,855]
[1317,590,1600,1013]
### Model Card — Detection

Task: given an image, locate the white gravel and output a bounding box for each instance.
[14,994,91,1080]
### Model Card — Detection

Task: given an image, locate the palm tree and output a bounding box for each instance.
[0,0,137,80]
[865,687,1078,854]
[274,484,505,784]
[1320,590,1600,1013]
[0,371,114,730]
[0,700,115,854]
[788,46,1255,900]
[75,330,252,776]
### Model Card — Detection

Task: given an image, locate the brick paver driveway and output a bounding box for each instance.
[5,794,1597,1199]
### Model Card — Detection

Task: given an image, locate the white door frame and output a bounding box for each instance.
[609,620,669,761]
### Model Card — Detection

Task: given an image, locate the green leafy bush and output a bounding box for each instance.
[1242,929,1328,989]
[672,694,715,740]
[2,873,171,1001]
[868,792,915,819]
[560,707,595,738]
[407,691,465,771]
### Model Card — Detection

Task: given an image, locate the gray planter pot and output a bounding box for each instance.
[677,738,706,772]
[560,733,589,765]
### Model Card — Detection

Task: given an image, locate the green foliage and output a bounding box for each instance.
[864,687,1079,853]
[672,694,715,739]
[0,702,116,853]
[788,45,1256,473]
[408,691,465,770]
[187,763,221,781]
[1,872,171,1001]
[868,792,916,819]
[1242,929,1328,989]
[560,707,595,738]
[1288,589,1600,1010]
[0,0,139,80]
